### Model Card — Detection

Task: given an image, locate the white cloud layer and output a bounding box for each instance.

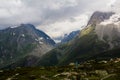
[39,14,89,39]
[0,0,120,41]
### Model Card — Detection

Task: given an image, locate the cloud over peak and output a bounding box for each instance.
[0,0,120,41]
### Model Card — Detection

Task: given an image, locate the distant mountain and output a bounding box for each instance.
[61,30,80,43]
[38,11,120,66]
[0,24,55,68]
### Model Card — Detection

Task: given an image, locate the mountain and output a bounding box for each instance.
[87,11,114,26]
[38,11,120,66]
[61,30,80,43]
[0,24,55,68]
[1,11,119,68]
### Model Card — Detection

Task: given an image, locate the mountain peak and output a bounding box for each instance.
[87,11,115,26]
[19,24,36,29]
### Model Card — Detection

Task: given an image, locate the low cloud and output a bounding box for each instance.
[0,0,120,41]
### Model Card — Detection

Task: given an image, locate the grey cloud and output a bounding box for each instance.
[0,0,119,40]
[0,0,115,27]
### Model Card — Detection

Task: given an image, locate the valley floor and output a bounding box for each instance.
[0,58,120,80]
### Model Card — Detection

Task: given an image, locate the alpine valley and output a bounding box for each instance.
[1,11,120,80]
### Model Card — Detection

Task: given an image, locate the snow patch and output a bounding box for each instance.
[10,26,17,29]
[47,37,50,39]
[38,37,43,40]
[39,41,43,44]
[13,32,16,36]
[35,39,39,41]
[21,34,25,37]
[11,32,16,36]
[35,37,44,43]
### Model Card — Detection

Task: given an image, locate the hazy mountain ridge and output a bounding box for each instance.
[61,30,80,43]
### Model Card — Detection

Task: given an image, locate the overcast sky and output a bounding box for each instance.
[0,0,120,42]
